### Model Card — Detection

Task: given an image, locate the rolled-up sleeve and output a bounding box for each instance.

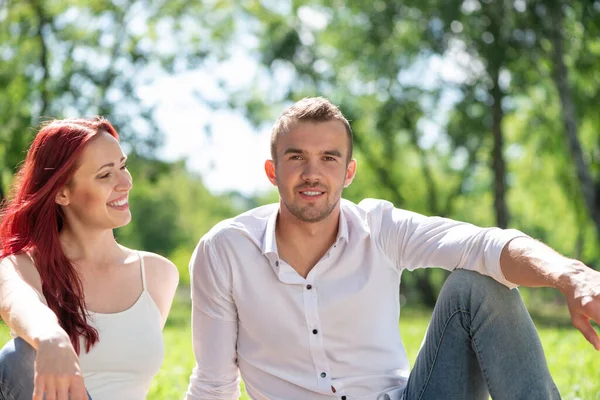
[370,200,526,289]
[186,237,240,400]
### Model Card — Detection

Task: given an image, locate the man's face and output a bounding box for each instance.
[265,120,356,223]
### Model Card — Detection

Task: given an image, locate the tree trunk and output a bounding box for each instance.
[414,270,438,308]
[490,69,510,229]
[548,3,600,238]
[32,0,50,118]
[408,125,439,215]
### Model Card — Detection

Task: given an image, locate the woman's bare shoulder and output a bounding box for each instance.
[0,252,45,302]
[138,251,179,283]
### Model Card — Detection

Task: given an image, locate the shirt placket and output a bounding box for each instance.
[302,280,333,394]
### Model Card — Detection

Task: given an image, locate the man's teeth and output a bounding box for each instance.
[108,198,128,207]
[303,191,322,196]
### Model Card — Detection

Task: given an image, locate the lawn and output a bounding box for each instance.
[1,290,598,399]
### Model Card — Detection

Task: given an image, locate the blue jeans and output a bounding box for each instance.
[397,269,560,400]
[0,337,92,400]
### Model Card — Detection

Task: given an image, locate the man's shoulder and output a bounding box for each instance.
[201,203,279,245]
[342,198,396,219]
[342,198,422,230]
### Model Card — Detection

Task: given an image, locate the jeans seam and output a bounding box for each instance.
[471,335,494,398]
[0,380,17,400]
[415,308,469,400]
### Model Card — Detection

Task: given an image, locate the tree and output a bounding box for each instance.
[541,0,600,239]
[0,0,235,201]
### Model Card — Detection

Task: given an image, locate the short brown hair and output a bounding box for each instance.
[270,97,353,163]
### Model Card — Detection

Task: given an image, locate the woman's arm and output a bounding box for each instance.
[0,254,87,400]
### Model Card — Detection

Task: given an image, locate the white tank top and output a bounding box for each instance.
[78,252,164,400]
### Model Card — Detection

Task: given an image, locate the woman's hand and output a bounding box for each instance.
[33,331,88,400]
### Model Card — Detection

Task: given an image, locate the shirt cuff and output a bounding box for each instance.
[484,228,528,290]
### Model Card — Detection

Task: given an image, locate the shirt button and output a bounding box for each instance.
[306,284,312,290]
[341,396,347,400]
[312,329,318,334]
[320,372,327,378]
[275,260,279,266]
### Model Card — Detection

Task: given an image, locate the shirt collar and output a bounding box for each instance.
[262,206,279,257]
[262,202,350,257]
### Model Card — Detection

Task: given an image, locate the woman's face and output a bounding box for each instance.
[57,130,133,231]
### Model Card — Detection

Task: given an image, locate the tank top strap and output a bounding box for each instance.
[138,251,147,291]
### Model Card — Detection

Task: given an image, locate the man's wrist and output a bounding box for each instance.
[553,259,589,296]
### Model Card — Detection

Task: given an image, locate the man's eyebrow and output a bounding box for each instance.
[283,147,305,155]
[95,156,127,173]
[323,150,343,157]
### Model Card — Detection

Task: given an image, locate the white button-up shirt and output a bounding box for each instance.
[186,199,522,400]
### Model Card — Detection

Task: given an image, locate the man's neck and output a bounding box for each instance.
[275,204,341,278]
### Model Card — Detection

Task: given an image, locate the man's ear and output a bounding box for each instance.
[344,159,357,188]
[264,159,277,186]
[55,187,70,206]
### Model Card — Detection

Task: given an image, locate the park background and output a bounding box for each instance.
[1,0,599,398]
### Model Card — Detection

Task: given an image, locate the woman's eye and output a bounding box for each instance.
[98,173,111,179]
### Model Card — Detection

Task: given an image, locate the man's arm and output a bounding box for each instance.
[500,237,600,350]
[186,237,241,400]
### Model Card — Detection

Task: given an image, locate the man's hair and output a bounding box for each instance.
[270,97,353,163]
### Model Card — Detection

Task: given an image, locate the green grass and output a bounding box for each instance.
[2,292,599,399]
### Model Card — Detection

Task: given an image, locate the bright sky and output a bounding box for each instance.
[131,4,479,197]
[138,29,473,197]
[138,49,276,196]
[152,81,274,195]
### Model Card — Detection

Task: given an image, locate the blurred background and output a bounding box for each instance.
[1,0,599,398]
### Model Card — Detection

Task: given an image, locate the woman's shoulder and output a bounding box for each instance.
[140,251,179,282]
[118,247,179,287]
[1,252,39,280]
[0,252,46,303]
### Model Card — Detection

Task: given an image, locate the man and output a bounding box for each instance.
[186,97,599,399]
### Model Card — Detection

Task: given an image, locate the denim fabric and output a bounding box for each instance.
[400,269,560,400]
[0,337,92,400]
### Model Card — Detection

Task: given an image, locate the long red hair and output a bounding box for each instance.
[0,117,119,354]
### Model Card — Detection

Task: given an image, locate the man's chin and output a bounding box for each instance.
[295,207,332,223]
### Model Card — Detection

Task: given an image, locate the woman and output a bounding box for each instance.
[0,118,179,400]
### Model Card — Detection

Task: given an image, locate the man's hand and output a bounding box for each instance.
[559,261,600,351]
[33,331,88,400]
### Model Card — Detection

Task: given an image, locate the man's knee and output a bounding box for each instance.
[440,269,522,310]
[445,269,512,293]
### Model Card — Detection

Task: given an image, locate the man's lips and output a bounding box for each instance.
[297,187,326,199]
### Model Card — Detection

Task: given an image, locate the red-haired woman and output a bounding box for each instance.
[0,118,179,400]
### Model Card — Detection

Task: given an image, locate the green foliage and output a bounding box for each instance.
[115,157,243,285]
[0,0,237,200]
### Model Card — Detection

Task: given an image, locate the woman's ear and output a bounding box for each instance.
[55,187,70,206]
